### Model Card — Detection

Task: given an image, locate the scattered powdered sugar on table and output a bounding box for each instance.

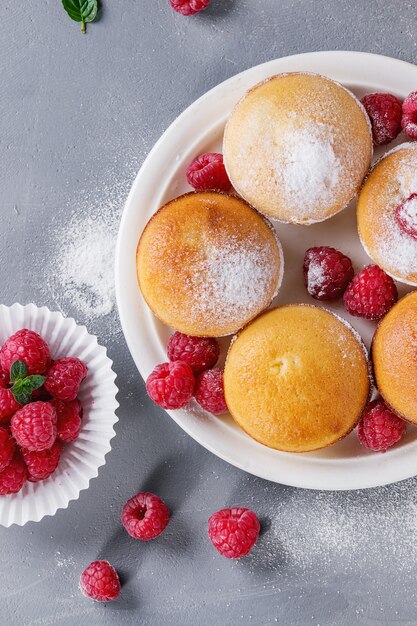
[281,125,341,212]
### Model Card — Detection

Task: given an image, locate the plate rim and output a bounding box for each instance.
[116,51,417,491]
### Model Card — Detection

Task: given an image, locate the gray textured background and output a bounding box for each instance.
[2,1,417,624]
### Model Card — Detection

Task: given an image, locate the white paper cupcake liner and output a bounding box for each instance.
[0,303,119,527]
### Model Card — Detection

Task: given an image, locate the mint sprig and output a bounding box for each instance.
[9,360,45,405]
[62,0,98,33]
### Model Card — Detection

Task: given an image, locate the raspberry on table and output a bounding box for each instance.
[167,332,220,374]
[194,368,227,415]
[146,361,195,409]
[186,153,231,192]
[343,265,398,320]
[0,453,27,495]
[0,388,20,423]
[402,91,417,140]
[303,246,354,300]
[0,329,51,375]
[0,428,15,473]
[169,0,211,16]
[395,193,417,239]
[208,507,260,559]
[22,441,62,482]
[358,399,405,452]
[11,401,57,451]
[361,93,402,145]
[121,491,170,540]
[44,357,88,402]
[80,560,121,602]
[51,399,82,443]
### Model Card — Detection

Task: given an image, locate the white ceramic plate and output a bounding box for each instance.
[116,51,417,490]
[0,304,119,526]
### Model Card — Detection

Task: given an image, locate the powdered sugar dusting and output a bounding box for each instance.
[281,125,341,211]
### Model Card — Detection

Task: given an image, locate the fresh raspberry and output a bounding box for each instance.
[303,246,354,300]
[186,153,231,192]
[0,329,51,375]
[208,507,260,559]
[121,492,170,540]
[194,368,227,415]
[0,428,15,472]
[11,401,57,451]
[402,91,417,140]
[0,366,8,388]
[169,0,211,16]
[343,265,398,320]
[395,193,417,239]
[0,388,20,423]
[361,93,402,145]
[146,361,195,409]
[358,399,405,452]
[44,357,88,401]
[80,560,121,602]
[167,332,220,374]
[22,441,62,482]
[0,453,27,495]
[51,399,82,443]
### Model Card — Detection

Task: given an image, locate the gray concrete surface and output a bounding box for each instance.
[2,1,417,624]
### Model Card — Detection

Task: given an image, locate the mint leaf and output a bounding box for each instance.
[10,360,28,383]
[10,375,46,405]
[26,375,46,391]
[62,0,98,33]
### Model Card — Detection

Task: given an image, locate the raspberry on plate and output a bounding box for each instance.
[0,428,15,472]
[122,492,170,541]
[194,368,227,415]
[167,332,220,374]
[208,507,260,559]
[22,441,62,482]
[0,329,51,375]
[44,357,87,402]
[343,265,398,320]
[0,453,27,495]
[80,560,121,602]
[186,153,231,192]
[402,91,417,140]
[358,399,405,452]
[361,93,402,145]
[303,246,354,300]
[11,401,57,451]
[146,361,195,409]
[169,0,211,16]
[395,193,417,239]
[0,388,20,423]
[51,398,82,443]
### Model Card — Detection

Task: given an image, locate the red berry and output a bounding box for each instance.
[0,366,9,388]
[402,91,417,140]
[80,560,121,602]
[0,428,15,472]
[167,332,220,374]
[146,361,195,409]
[303,246,354,300]
[395,193,417,239]
[0,388,20,423]
[11,401,57,451]
[194,368,227,415]
[169,0,211,16]
[358,399,405,452]
[0,329,51,375]
[343,265,398,320]
[44,357,87,402]
[51,399,82,443]
[0,453,27,495]
[121,492,170,540]
[208,507,260,559]
[22,441,62,482]
[186,153,231,192]
[361,93,402,145]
